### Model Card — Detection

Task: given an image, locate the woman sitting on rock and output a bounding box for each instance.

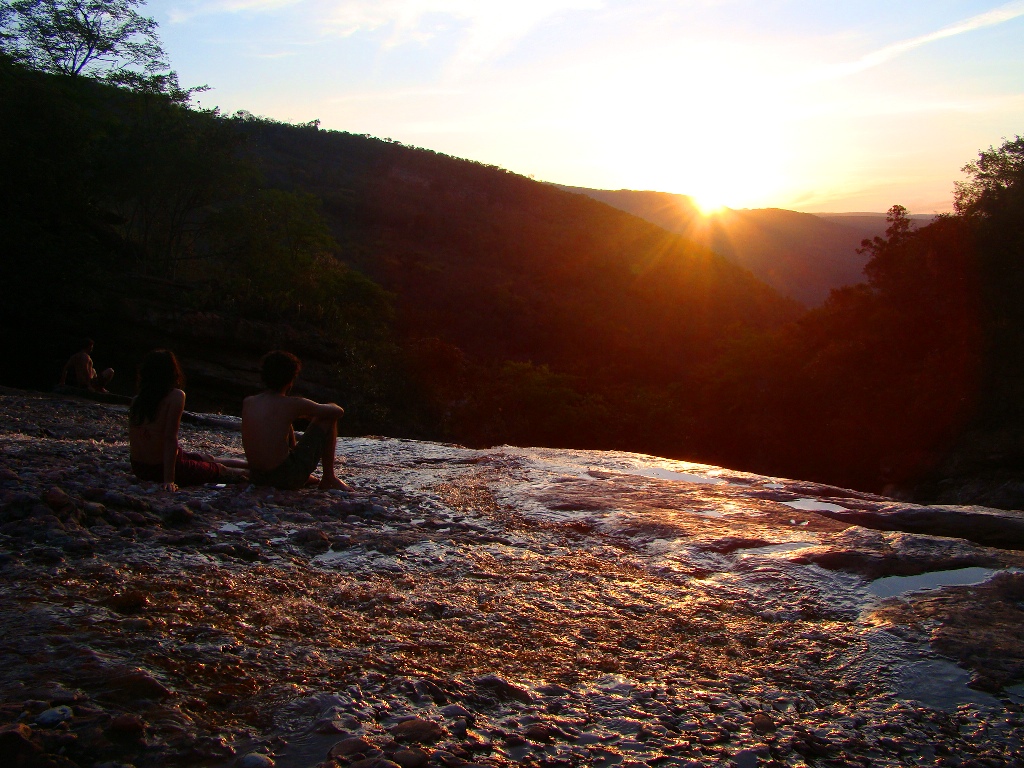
[129,349,247,491]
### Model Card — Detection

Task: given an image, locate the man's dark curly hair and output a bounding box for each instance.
[260,350,301,391]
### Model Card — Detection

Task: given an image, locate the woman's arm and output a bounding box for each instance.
[161,390,186,491]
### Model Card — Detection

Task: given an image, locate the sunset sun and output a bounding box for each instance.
[692,193,728,216]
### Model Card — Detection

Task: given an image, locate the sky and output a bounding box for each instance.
[146,0,1024,213]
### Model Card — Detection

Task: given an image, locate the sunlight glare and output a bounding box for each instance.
[691,193,727,216]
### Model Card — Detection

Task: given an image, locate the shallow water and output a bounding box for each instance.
[782,498,849,513]
[868,567,1007,598]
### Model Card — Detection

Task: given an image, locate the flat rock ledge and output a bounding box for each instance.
[1,391,1023,768]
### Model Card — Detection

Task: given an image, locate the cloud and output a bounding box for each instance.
[168,0,605,67]
[830,0,1024,79]
[321,0,605,69]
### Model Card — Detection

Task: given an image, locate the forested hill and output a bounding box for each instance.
[0,59,797,458]
[237,119,798,381]
[558,185,922,305]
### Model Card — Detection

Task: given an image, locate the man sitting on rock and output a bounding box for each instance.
[242,350,351,491]
[59,338,114,392]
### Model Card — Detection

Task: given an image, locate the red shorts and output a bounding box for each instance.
[131,448,223,486]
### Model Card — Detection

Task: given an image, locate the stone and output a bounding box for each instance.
[105,590,149,614]
[329,736,375,758]
[389,747,430,768]
[439,704,473,720]
[107,714,146,738]
[105,667,172,700]
[0,723,40,757]
[474,674,533,703]
[291,527,331,553]
[35,705,73,727]
[237,753,276,768]
[751,713,775,733]
[389,717,447,743]
[42,488,73,512]
[349,760,402,768]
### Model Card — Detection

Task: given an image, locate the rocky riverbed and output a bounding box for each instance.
[2,390,1024,768]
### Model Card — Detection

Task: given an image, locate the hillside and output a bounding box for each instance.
[238,122,799,380]
[558,186,938,305]
[0,62,798,458]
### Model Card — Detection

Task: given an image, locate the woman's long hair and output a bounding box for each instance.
[129,350,184,425]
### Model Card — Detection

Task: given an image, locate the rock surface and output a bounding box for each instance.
[1,391,1023,767]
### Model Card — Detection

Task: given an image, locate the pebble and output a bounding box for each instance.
[237,753,275,768]
[34,706,73,727]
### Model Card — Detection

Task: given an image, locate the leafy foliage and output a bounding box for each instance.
[0,0,203,100]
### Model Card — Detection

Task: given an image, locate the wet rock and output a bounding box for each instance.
[751,713,775,733]
[349,759,401,768]
[208,542,262,562]
[813,504,1024,550]
[35,705,74,726]
[389,717,447,744]
[104,667,172,701]
[291,527,331,553]
[428,751,464,767]
[329,736,375,758]
[105,590,149,614]
[521,722,558,742]
[162,504,195,527]
[31,683,84,705]
[439,704,473,721]
[474,674,533,703]
[447,718,468,738]
[28,546,64,564]
[107,714,146,739]
[42,487,74,513]
[0,723,41,759]
[237,752,276,768]
[389,747,430,768]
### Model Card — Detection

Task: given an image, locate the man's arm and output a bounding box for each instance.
[291,398,345,422]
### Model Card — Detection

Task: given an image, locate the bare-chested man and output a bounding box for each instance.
[241,350,351,491]
[59,338,114,392]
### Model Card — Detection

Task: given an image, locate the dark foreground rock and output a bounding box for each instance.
[1,392,1023,767]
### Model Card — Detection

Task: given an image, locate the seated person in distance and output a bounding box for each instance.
[242,350,351,491]
[129,349,248,491]
[60,338,114,392]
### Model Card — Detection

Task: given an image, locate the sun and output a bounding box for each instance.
[691,193,727,216]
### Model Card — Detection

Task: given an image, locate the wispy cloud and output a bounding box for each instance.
[826,0,1024,80]
[169,0,604,67]
[322,0,606,71]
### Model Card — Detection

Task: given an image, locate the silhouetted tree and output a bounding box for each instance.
[0,0,202,100]
[954,135,1024,219]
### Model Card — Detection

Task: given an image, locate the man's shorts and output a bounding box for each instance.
[131,449,223,486]
[250,424,328,490]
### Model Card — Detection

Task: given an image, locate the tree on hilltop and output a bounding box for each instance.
[0,0,201,100]
[954,136,1024,219]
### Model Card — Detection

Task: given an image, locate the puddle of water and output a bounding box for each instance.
[1005,683,1024,705]
[782,498,848,513]
[897,656,1002,710]
[868,567,1003,599]
[737,542,817,557]
[630,467,726,485]
[270,730,344,768]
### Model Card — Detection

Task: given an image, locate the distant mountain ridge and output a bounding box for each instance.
[557,185,935,305]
